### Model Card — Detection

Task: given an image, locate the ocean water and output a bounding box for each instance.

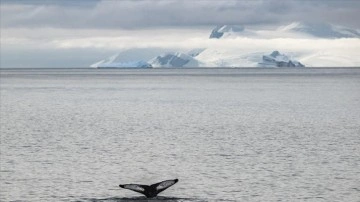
[0,68,359,202]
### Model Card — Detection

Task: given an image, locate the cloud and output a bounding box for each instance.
[0,0,100,7]
[1,0,360,29]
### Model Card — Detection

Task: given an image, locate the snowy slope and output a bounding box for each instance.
[195,44,360,68]
[195,49,305,68]
[187,48,206,57]
[90,53,120,68]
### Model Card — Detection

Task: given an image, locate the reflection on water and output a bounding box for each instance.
[1,68,360,202]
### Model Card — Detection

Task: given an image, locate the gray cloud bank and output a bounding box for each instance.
[1,0,360,29]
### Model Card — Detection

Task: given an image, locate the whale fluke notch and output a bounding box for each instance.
[119,179,179,198]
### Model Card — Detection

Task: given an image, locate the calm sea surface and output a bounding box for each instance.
[1,68,359,202]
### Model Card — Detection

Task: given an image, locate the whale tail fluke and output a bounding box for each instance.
[119,179,179,198]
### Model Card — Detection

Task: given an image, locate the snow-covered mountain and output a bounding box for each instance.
[278,22,360,38]
[259,51,305,67]
[210,25,246,39]
[90,22,360,68]
[149,52,200,68]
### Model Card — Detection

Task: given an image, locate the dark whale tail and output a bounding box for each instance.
[119,179,178,198]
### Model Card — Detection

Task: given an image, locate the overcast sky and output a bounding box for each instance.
[1,0,360,67]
